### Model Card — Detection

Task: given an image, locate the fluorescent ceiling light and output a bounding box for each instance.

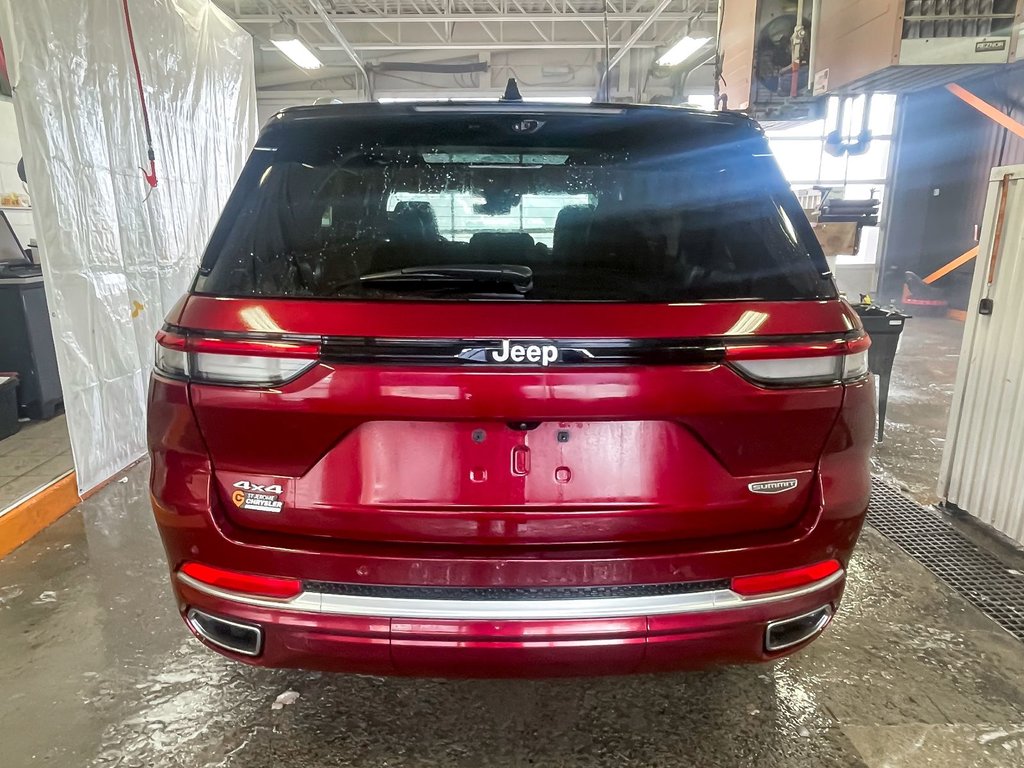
[656,36,712,68]
[686,94,716,110]
[271,38,323,70]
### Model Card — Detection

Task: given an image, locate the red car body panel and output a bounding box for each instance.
[147,104,875,677]
[148,298,873,676]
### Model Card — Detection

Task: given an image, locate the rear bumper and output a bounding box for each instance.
[153,473,866,676]
[173,568,846,677]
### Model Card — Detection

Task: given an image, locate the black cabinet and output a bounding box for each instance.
[0,275,63,420]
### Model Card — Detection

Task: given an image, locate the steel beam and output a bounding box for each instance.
[233,12,698,23]
[607,0,673,70]
[307,0,369,87]
[263,41,667,51]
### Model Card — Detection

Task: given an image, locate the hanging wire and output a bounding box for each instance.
[121,0,158,201]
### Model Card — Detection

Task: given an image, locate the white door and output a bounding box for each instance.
[940,164,1024,545]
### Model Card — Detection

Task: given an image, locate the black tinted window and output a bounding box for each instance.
[196,108,834,302]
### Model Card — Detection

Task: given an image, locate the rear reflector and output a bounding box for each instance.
[154,329,318,386]
[731,559,842,597]
[179,562,303,599]
[727,335,870,387]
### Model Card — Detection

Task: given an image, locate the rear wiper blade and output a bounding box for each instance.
[358,264,533,294]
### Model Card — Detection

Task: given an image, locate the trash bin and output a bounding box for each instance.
[853,304,910,441]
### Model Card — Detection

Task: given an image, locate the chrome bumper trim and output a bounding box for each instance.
[177,569,844,621]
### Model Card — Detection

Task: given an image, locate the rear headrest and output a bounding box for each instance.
[468,231,535,263]
[552,204,594,261]
[586,200,652,271]
[389,201,441,242]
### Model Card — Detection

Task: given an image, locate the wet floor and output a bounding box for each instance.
[2,462,1024,768]
[871,315,964,505]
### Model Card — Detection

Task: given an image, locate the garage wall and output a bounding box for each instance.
[879,64,1024,305]
[0,0,257,492]
[0,98,32,244]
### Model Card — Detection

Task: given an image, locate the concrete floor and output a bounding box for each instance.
[0,413,73,511]
[2,316,1023,767]
[871,316,963,506]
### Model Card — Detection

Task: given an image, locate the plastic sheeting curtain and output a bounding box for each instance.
[0,0,257,492]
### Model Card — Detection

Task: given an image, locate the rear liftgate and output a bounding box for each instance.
[157,326,867,548]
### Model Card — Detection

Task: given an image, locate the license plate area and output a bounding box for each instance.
[217,420,813,545]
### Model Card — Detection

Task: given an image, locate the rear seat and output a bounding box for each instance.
[368,202,612,273]
[368,202,467,272]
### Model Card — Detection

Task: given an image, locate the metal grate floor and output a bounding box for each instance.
[868,477,1024,642]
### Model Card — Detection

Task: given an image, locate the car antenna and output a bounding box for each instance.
[500,78,523,102]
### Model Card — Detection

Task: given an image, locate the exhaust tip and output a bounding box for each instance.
[765,604,833,652]
[186,608,263,657]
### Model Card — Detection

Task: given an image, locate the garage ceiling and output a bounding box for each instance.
[214,1,719,106]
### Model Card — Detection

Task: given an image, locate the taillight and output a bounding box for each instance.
[154,330,189,377]
[727,335,870,387]
[731,559,842,596]
[178,562,303,599]
[841,345,870,380]
[154,329,318,386]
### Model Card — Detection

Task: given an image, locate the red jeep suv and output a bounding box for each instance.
[148,100,874,677]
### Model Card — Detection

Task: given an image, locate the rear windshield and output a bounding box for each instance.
[195,108,834,302]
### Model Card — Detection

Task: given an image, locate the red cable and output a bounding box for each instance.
[122,0,157,188]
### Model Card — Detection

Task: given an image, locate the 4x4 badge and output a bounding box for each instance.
[748,479,799,495]
[231,480,285,513]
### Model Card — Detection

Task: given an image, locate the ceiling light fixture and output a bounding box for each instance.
[656,36,712,68]
[271,37,323,70]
